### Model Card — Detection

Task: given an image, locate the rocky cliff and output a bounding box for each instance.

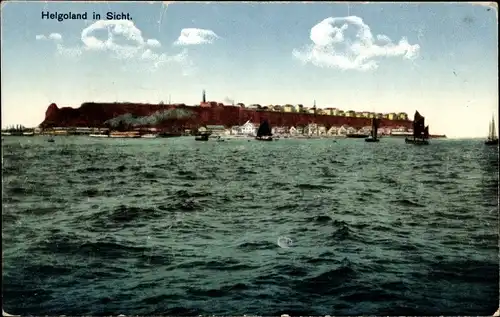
[40,102,413,131]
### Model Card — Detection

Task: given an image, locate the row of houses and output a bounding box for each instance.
[199,101,409,121]
[201,121,411,137]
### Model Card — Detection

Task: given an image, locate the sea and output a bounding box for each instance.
[2,136,498,316]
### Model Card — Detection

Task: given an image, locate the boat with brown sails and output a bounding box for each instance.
[485,115,498,146]
[365,118,380,142]
[405,110,430,145]
[256,120,273,141]
[195,131,211,141]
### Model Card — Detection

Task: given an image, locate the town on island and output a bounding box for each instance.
[2,90,447,142]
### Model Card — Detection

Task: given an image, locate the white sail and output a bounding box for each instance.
[491,116,497,139]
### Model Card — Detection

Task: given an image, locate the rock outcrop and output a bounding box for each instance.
[40,102,413,131]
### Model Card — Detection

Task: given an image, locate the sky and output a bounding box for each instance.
[1,1,498,138]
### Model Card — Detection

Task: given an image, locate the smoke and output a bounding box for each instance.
[224,96,235,105]
[104,108,194,128]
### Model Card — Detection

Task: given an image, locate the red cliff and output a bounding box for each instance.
[40,102,413,131]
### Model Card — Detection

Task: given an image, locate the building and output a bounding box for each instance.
[327,126,338,135]
[338,125,349,135]
[239,120,257,135]
[206,125,226,135]
[283,104,294,112]
[323,108,333,116]
[271,126,288,135]
[345,110,356,117]
[397,112,408,120]
[387,113,397,120]
[230,125,241,135]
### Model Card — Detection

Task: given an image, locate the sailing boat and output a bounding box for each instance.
[405,110,429,145]
[485,115,499,145]
[256,120,273,141]
[365,118,380,142]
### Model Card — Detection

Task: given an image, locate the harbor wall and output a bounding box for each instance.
[41,102,413,131]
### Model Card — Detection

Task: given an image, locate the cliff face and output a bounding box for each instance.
[40,102,413,130]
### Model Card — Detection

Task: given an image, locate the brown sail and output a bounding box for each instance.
[406,110,430,145]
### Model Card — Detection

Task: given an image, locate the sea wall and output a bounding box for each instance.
[41,102,413,130]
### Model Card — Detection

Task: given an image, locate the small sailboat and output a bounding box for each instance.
[365,118,380,142]
[485,115,498,146]
[195,131,211,141]
[255,120,273,141]
[405,111,430,145]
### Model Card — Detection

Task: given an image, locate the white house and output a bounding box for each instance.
[338,125,349,135]
[305,123,326,135]
[240,120,257,136]
[327,126,338,135]
[231,126,241,135]
[272,126,287,135]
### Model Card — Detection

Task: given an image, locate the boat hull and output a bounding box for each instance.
[485,139,499,145]
[405,137,429,145]
[256,136,273,141]
[346,134,370,138]
[195,135,209,141]
[365,137,379,142]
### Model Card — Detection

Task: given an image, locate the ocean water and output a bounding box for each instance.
[2,136,498,316]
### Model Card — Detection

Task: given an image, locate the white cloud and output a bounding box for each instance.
[56,44,83,58]
[174,28,219,46]
[35,33,62,41]
[36,20,189,71]
[141,48,187,68]
[48,33,62,41]
[36,32,80,58]
[146,39,161,47]
[293,16,421,71]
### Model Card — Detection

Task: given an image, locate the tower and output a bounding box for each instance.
[202,90,206,103]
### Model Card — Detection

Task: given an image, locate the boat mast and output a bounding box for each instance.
[314,100,318,136]
[491,115,497,139]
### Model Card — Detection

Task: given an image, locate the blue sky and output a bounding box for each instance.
[1,1,497,138]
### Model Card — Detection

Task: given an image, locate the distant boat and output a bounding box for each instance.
[195,131,211,141]
[141,134,158,138]
[255,120,273,141]
[158,132,182,138]
[405,111,430,145]
[346,133,370,138]
[89,134,109,138]
[365,118,380,143]
[109,131,141,138]
[485,115,498,146]
[47,136,55,143]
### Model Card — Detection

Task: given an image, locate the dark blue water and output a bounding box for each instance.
[2,136,498,315]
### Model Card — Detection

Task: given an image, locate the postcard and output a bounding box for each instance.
[1,1,498,316]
